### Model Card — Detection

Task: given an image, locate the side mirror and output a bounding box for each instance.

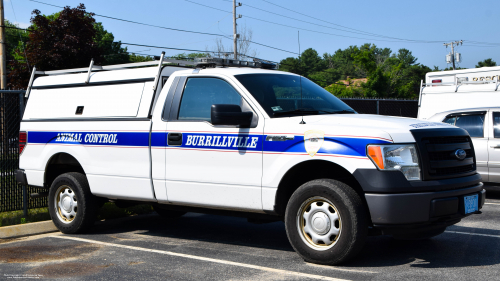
[211,104,253,127]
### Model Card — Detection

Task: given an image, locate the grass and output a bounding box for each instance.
[0,207,51,227]
[0,202,154,227]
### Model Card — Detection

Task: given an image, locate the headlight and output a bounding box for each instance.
[367,144,420,181]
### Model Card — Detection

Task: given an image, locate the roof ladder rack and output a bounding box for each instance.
[25,66,37,98]
[85,59,103,84]
[152,52,165,91]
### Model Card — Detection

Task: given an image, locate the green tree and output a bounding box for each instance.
[7,5,152,89]
[278,56,300,74]
[5,20,30,65]
[94,22,129,65]
[476,58,497,68]
[8,4,101,89]
[170,52,208,59]
[280,45,430,99]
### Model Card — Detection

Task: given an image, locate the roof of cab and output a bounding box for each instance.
[170,67,294,76]
[428,106,500,120]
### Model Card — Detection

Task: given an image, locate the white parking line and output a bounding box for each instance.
[484,202,500,205]
[306,263,377,274]
[445,231,500,238]
[51,235,358,281]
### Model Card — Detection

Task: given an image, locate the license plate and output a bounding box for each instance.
[464,194,479,214]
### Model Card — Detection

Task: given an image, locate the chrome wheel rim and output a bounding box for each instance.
[54,185,78,224]
[296,196,342,251]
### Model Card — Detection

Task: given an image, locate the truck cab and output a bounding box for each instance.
[16,56,485,265]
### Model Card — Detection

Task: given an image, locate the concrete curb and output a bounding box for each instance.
[0,220,58,239]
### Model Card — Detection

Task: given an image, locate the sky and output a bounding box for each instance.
[4,0,500,70]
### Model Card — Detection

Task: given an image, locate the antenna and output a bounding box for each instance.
[298,31,305,125]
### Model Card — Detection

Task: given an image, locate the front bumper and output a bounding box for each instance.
[353,169,484,226]
[365,184,485,225]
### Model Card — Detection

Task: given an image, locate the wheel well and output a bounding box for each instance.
[44,153,85,189]
[274,160,366,217]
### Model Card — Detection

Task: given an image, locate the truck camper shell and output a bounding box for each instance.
[418,66,500,120]
[23,55,277,121]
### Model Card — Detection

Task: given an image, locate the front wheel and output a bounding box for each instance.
[285,179,368,265]
[48,172,98,234]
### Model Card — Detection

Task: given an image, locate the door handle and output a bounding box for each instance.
[490,145,500,148]
[168,133,182,146]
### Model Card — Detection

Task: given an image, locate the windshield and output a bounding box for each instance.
[235,74,355,118]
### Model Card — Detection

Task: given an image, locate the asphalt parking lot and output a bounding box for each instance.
[2,190,500,281]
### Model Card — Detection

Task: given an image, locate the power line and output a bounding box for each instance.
[0,25,26,30]
[120,42,226,54]
[243,2,443,43]
[28,0,226,37]
[259,0,424,42]
[28,0,297,55]
[184,0,446,44]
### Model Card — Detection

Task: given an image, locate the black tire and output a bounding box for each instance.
[285,179,368,265]
[153,205,186,219]
[393,227,446,240]
[48,172,98,234]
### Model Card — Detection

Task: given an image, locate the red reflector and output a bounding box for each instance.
[432,79,442,83]
[19,131,27,143]
[19,131,27,154]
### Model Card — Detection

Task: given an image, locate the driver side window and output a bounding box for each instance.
[178,78,242,121]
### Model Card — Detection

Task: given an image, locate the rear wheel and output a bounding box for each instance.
[48,172,98,234]
[285,179,368,265]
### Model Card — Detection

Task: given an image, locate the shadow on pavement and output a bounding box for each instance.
[344,224,500,268]
[485,188,500,199]
[83,212,500,269]
[88,213,294,252]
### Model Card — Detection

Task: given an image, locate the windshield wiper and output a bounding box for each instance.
[273,109,318,116]
[319,109,356,114]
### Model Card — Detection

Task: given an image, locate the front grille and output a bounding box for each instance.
[434,165,475,176]
[411,129,477,180]
[424,136,469,144]
[428,149,473,161]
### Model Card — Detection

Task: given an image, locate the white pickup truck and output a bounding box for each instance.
[16,56,485,265]
[419,66,500,187]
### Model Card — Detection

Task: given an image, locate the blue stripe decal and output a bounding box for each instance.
[28,132,149,147]
[27,131,391,157]
[263,136,389,157]
[151,132,166,147]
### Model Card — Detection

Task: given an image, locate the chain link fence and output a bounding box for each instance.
[340,98,418,118]
[1,91,47,212]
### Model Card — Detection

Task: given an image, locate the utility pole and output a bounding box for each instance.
[0,0,6,89]
[443,40,463,70]
[233,1,242,60]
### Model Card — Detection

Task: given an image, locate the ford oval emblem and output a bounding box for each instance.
[455,149,466,160]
